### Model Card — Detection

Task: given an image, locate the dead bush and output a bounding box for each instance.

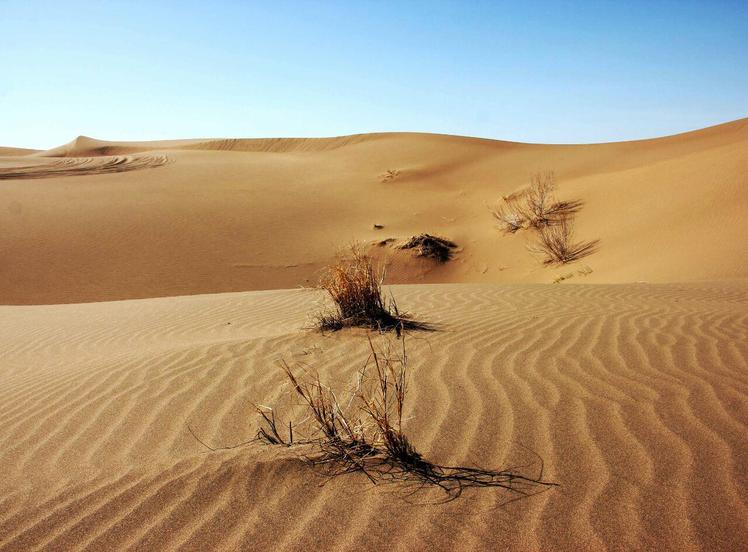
[493,172,584,231]
[316,244,426,333]
[525,172,557,227]
[397,234,457,262]
[380,169,400,182]
[492,194,530,233]
[530,218,599,264]
[254,338,557,499]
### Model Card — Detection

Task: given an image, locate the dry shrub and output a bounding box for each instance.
[397,234,457,262]
[316,245,426,332]
[492,194,530,233]
[492,171,597,266]
[525,172,557,227]
[493,172,584,231]
[255,338,557,499]
[380,169,400,182]
[530,218,599,264]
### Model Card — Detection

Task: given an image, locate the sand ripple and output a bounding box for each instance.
[0,154,169,180]
[0,283,746,551]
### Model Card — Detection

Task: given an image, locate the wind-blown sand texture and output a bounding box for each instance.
[1,121,747,551]
[0,284,746,551]
[0,154,169,180]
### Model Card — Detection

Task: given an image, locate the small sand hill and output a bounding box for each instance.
[0,283,746,551]
[0,119,746,303]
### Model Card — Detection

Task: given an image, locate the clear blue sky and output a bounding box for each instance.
[1,0,746,149]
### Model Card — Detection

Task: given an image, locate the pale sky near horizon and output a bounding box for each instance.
[1,0,746,149]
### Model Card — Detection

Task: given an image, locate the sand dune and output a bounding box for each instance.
[1,120,746,550]
[0,119,746,304]
[0,283,746,551]
[0,147,39,157]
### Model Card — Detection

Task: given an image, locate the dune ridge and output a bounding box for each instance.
[0,282,746,551]
[27,133,391,158]
[0,118,746,304]
[0,147,39,157]
[15,117,748,158]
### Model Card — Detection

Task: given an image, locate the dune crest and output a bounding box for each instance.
[1,119,746,304]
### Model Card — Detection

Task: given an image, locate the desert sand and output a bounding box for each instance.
[1,119,747,304]
[0,120,746,551]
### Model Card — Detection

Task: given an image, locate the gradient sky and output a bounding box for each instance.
[1,0,746,149]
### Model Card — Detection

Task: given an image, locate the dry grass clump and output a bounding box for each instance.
[255,339,557,499]
[492,193,529,233]
[380,169,401,182]
[493,171,597,265]
[316,245,426,333]
[397,234,457,262]
[525,172,584,227]
[492,172,583,232]
[530,218,599,264]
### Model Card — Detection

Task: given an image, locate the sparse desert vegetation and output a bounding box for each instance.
[531,218,599,264]
[492,172,583,231]
[493,171,598,265]
[492,193,529,233]
[523,171,557,227]
[254,338,557,499]
[380,168,401,182]
[315,244,426,332]
[525,172,583,227]
[397,233,457,262]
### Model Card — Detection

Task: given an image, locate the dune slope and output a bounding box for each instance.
[0,282,746,551]
[0,119,746,304]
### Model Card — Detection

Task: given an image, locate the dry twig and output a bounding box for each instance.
[529,218,599,264]
[315,244,429,333]
[253,338,558,500]
[397,234,457,262]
